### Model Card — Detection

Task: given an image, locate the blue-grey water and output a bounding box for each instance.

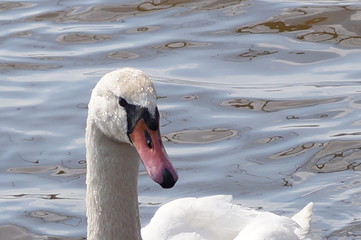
[1,0,361,239]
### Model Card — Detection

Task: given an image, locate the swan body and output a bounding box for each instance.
[142,195,313,240]
[85,67,313,240]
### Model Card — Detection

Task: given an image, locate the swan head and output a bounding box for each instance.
[88,67,178,188]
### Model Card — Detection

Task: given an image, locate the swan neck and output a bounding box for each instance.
[86,121,141,240]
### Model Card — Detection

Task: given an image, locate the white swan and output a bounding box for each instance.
[85,67,313,240]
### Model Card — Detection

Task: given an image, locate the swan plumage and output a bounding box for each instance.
[142,195,313,240]
[85,67,313,240]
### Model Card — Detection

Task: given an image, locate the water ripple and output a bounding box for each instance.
[1,0,361,239]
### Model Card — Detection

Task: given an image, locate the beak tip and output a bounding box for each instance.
[159,168,178,189]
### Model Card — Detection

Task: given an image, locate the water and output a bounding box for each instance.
[1,0,361,239]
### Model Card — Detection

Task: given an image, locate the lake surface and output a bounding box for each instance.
[1,0,361,239]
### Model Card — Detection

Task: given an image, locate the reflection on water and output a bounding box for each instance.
[57,33,111,44]
[307,140,361,173]
[0,193,62,200]
[8,164,85,178]
[271,142,317,160]
[30,210,82,227]
[0,225,45,240]
[165,128,237,144]
[327,221,361,239]
[221,97,344,112]
[1,0,361,239]
[237,5,361,47]
[23,0,244,23]
[0,224,85,240]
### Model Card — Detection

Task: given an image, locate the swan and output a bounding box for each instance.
[85,67,314,240]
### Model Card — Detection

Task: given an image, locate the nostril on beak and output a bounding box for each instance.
[144,130,153,149]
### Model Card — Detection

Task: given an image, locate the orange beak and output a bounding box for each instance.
[129,119,178,188]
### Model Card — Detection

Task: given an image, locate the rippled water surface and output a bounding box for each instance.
[1,0,361,239]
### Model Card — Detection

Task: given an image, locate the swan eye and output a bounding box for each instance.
[118,97,128,107]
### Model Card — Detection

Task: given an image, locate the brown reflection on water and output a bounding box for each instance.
[221,97,343,112]
[27,5,136,22]
[0,62,61,71]
[125,26,160,33]
[238,48,278,61]
[0,193,63,200]
[271,142,317,159]
[0,224,85,240]
[326,220,361,239]
[0,2,36,11]
[237,6,361,47]
[30,210,82,227]
[26,0,245,23]
[108,51,139,59]
[8,164,85,178]
[307,140,361,173]
[57,33,110,44]
[153,41,211,50]
[0,224,45,240]
[134,0,246,13]
[165,128,237,144]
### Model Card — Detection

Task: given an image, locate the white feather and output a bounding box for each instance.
[142,195,313,240]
